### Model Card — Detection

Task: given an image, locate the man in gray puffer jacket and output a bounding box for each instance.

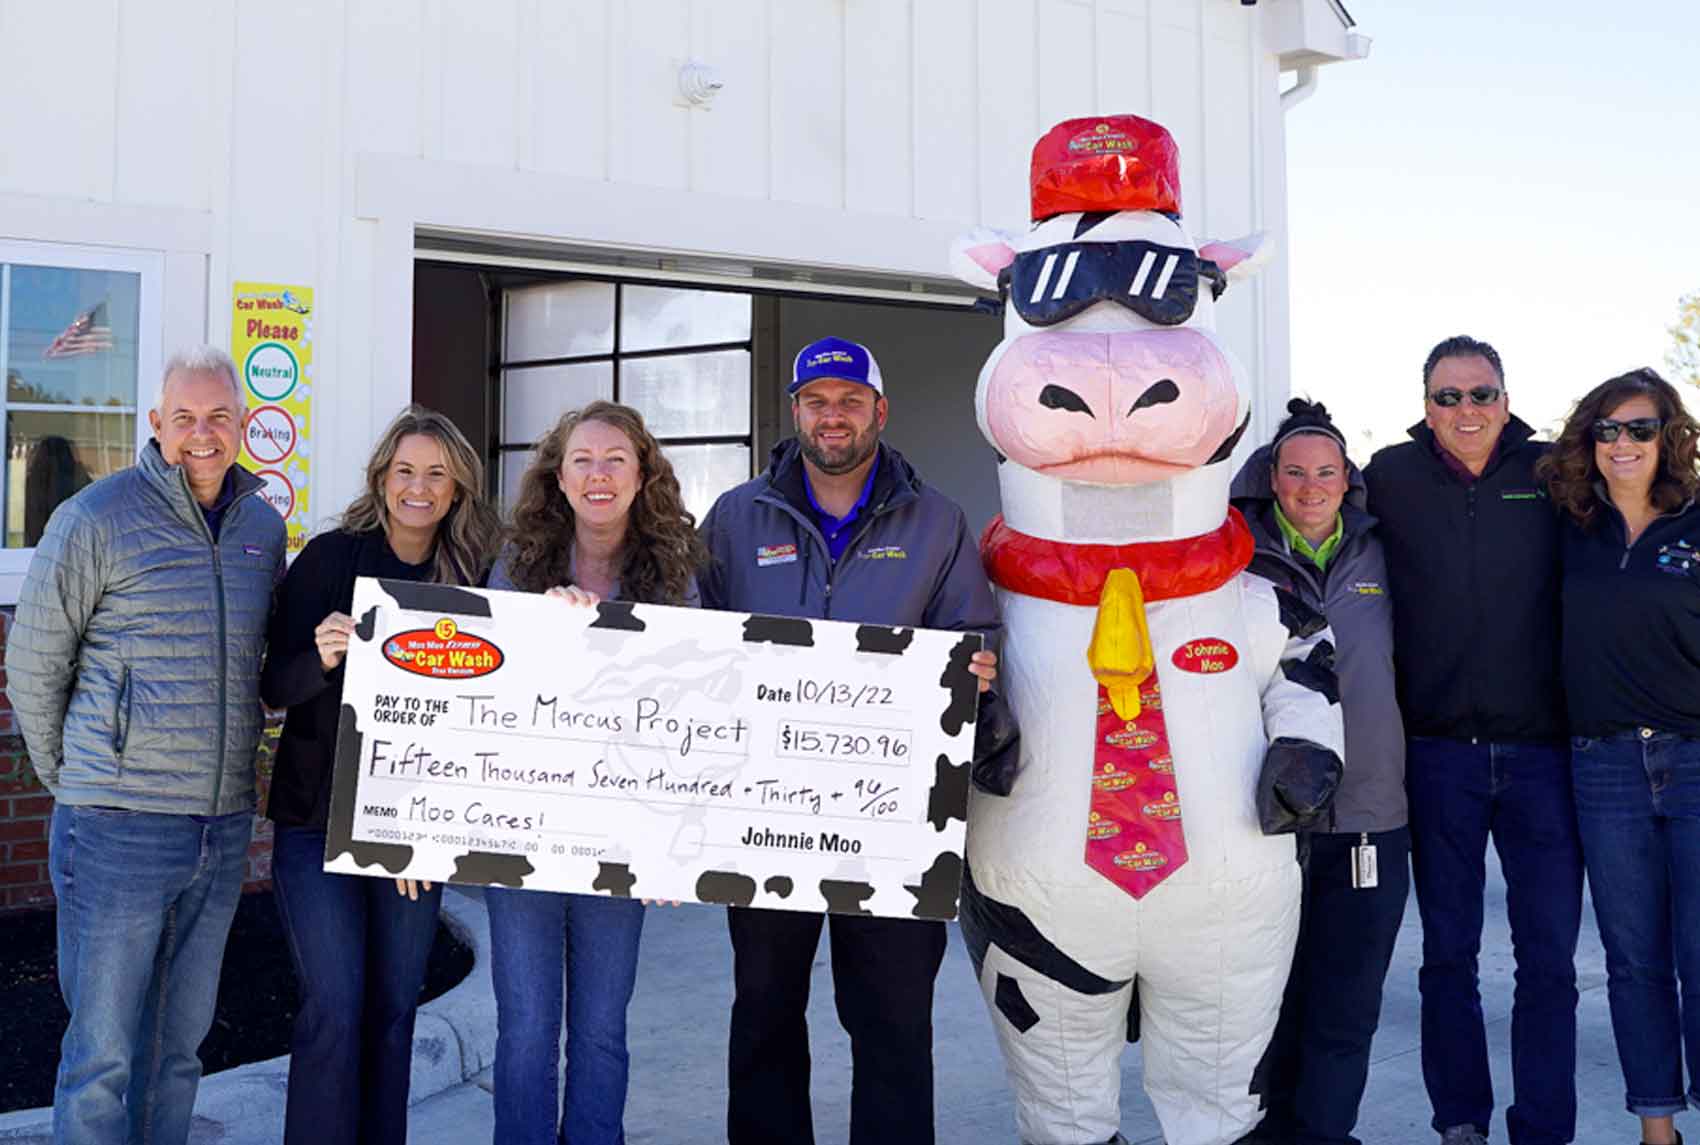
[8,346,285,1145]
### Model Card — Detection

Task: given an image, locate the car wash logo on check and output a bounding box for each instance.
[383,618,504,679]
[757,543,799,567]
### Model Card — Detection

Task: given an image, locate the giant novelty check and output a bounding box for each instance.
[322,578,981,920]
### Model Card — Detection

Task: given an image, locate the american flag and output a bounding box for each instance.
[42,300,113,359]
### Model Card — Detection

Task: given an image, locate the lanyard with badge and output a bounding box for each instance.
[1351,832,1379,889]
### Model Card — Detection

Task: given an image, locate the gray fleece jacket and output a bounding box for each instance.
[7,442,285,815]
[1231,445,1407,834]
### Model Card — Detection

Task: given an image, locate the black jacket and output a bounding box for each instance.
[261,529,432,828]
[1363,417,1565,742]
[1561,499,1700,737]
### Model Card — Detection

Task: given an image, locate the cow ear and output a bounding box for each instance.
[950,228,1017,293]
[1199,231,1276,284]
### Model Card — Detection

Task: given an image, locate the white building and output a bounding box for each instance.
[0,0,1367,602]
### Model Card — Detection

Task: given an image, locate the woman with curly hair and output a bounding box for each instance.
[1538,367,1700,1145]
[486,400,706,1145]
[263,405,500,1145]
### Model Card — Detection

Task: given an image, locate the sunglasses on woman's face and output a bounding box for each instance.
[1591,417,1662,444]
[1427,385,1503,408]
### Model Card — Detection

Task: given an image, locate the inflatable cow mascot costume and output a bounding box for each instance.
[952,116,1346,1145]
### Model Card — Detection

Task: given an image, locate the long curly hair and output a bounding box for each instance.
[338,405,501,586]
[1536,367,1700,529]
[504,401,707,604]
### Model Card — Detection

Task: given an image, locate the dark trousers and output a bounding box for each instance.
[726,906,947,1145]
[272,826,442,1145]
[1256,827,1410,1145]
[1407,738,1583,1145]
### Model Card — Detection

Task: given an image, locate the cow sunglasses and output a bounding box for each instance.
[1427,385,1502,408]
[998,240,1228,328]
[1591,417,1662,444]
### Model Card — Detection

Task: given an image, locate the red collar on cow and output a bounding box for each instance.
[980,510,1255,605]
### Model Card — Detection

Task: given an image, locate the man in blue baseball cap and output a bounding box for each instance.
[700,335,1008,1144]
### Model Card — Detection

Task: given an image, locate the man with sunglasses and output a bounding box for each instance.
[1363,336,1583,1145]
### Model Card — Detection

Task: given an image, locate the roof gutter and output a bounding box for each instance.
[1281,65,1320,112]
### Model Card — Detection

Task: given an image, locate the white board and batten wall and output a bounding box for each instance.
[0,0,1359,597]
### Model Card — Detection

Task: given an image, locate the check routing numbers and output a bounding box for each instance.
[323,577,983,920]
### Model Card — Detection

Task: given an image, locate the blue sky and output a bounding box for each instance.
[1285,0,1700,456]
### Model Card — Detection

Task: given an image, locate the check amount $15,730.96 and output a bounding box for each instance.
[775,720,911,766]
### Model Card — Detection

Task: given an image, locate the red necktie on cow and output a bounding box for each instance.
[1085,567,1184,898]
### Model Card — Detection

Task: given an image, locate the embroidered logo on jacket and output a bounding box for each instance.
[756,544,798,567]
[1656,540,1698,577]
[859,545,907,561]
[1351,581,1385,596]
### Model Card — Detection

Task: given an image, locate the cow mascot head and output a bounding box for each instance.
[952,115,1344,1145]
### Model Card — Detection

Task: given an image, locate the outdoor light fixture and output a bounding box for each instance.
[677,59,724,108]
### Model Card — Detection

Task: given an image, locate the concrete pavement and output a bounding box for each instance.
[0,850,1655,1143]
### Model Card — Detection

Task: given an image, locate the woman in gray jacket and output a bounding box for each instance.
[1231,399,1409,1145]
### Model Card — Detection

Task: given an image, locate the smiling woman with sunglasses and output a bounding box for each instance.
[1538,367,1700,1145]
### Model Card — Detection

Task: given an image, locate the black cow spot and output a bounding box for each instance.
[742,615,814,647]
[1274,586,1328,641]
[926,753,970,832]
[322,704,415,873]
[593,862,637,898]
[995,973,1041,1033]
[957,865,1129,996]
[354,606,378,642]
[452,852,534,887]
[1205,413,1252,465]
[379,579,492,618]
[696,870,757,906]
[763,875,794,899]
[590,602,645,632]
[937,634,983,736]
[1280,639,1340,705]
[1072,210,1116,238]
[819,879,875,916]
[855,626,915,655]
[905,851,964,920]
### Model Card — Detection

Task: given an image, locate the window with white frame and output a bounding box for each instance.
[498,280,753,521]
[0,241,159,580]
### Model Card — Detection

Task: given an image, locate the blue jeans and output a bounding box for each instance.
[47,803,254,1145]
[1572,730,1700,1117]
[486,887,646,1145]
[271,826,442,1145]
[1407,738,1583,1144]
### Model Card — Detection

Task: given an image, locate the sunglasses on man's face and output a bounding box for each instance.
[1427,385,1503,408]
[1591,417,1662,444]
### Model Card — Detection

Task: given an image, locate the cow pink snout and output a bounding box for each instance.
[985,328,1241,484]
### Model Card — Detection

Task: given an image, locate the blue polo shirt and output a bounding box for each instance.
[803,454,879,562]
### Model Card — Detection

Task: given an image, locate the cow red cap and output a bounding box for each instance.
[1029,115,1182,222]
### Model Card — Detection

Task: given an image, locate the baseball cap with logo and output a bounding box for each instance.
[789,336,884,397]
